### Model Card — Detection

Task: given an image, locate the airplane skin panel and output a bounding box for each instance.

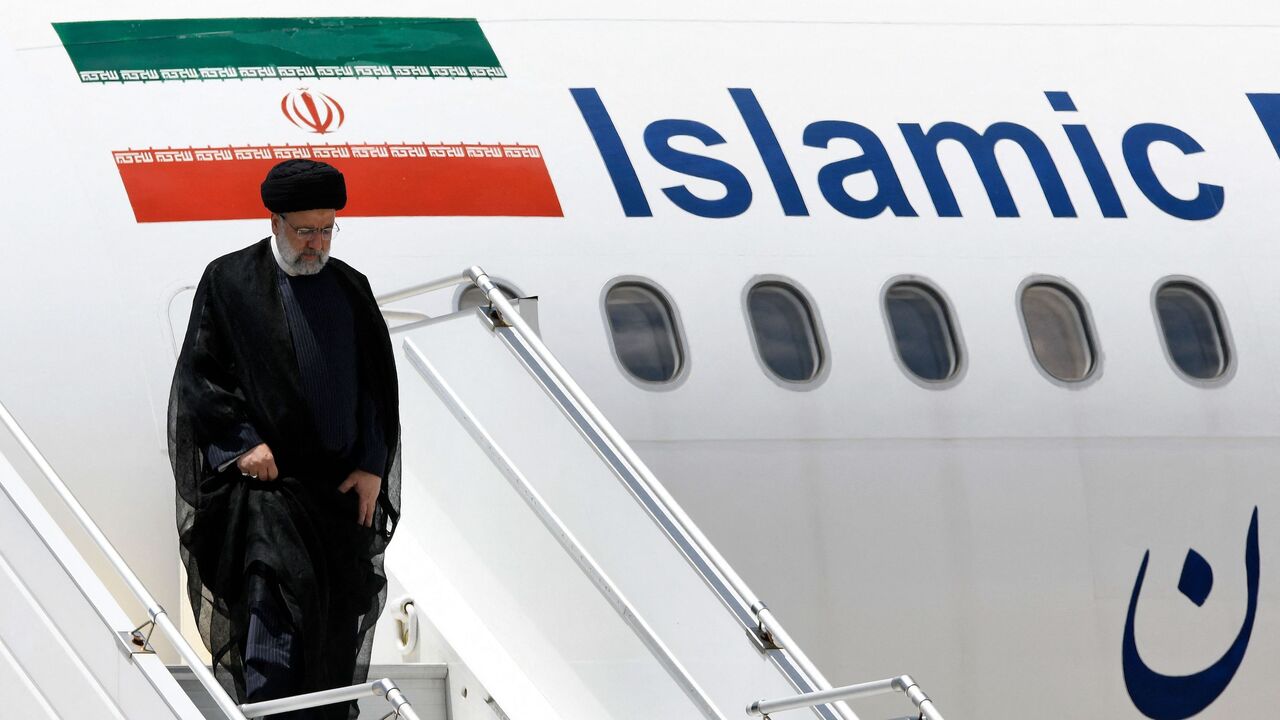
[638,437,1280,718]
[4,5,1280,719]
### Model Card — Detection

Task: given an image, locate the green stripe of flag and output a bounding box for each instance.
[54,17,505,82]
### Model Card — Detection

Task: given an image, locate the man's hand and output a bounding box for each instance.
[236,443,278,481]
[337,470,382,527]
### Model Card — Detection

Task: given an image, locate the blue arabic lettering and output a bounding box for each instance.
[1122,507,1259,719]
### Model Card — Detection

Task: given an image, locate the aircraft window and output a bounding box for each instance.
[747,282,822,383]
[458,282,518,311]
[605,282,684,383]
[1021,283,1095,382]
[885,282,959,382]
[1155,282,1229,380]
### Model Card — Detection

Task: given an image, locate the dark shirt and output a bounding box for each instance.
[205,263,387,475]
[279,265,357,456]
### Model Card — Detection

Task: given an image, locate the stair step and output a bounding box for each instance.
[167,664,449,719]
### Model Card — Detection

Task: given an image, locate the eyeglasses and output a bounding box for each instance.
[278,214,340,239]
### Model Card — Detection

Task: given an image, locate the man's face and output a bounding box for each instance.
[272,208,336,275]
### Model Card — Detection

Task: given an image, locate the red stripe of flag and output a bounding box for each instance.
[114,147,563,222]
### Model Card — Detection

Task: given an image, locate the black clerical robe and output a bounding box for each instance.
[169,238,400,718]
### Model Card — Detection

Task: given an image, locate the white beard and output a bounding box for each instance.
[272,233,329,276]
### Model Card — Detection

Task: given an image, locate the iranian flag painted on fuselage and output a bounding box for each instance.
[54,17,562,221]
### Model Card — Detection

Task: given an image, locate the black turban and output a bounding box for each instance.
[261,159,347,214]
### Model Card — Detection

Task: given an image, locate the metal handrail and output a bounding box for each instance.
[375,271,470,305]
[0,403,423,720]
[241,677,421,720]
[376,271,477,336]
[748,675,945,720]
[461,267,861,720]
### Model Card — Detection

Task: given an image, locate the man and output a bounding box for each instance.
[169,159,400,719]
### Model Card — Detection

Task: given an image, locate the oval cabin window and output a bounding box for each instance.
[885,282,959,382]
[1155,282,1229,380]
[746,282,822,383]
[1020,283,1096,382]
[605,283,684,383]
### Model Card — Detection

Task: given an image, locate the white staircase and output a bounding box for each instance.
[0,401,433,720]
[0,267,944,720]
[377,269,945,720]
[0,411,203,719]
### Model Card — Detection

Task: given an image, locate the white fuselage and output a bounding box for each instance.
[2,4,1279,717]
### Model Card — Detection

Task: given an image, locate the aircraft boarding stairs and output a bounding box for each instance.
[0,266,946,720]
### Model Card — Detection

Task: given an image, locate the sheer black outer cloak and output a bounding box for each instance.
[168,238,400,718]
